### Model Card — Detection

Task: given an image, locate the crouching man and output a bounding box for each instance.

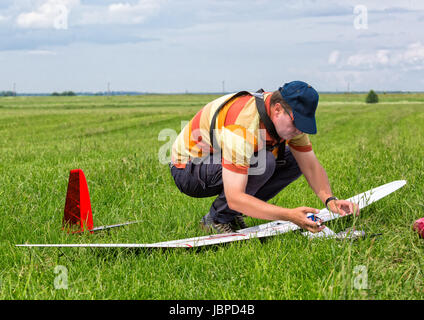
[169,81,358,234]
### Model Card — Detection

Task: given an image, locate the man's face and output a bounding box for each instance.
[271,103,302,140]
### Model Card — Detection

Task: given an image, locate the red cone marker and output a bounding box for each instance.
[63,169,94,233]
[413,217,424,239]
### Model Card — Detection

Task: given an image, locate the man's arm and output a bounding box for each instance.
[222,167,324,233]
[290,148,359,216]
[290,148,332,203]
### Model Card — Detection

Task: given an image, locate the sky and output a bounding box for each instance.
[0,0,423,93]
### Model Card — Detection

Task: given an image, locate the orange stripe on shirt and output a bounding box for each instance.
[222,162,249,175]
[191,108,203,132]
[190,107,206,149]
[185,119,203,157]
[217,98,237,130]
[289,144,312,152]
[224,94,253,126]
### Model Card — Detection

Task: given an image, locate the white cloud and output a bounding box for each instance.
[328,50,340,65]
[346,53,374,67]
[108,1,160,24]
[109,3,132,13]
[79,0,161,25]
[346,50,389,67]
[26,49,57,55]
[16,0,79,29]
[376,50,389,64]
[402,42,424,64]
[344,43,424,70]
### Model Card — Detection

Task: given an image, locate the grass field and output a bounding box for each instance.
[0,93,423,299]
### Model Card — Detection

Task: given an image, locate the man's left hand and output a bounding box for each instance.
[327,199,360,216]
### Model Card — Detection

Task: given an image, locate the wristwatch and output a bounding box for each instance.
[325,196,338,210]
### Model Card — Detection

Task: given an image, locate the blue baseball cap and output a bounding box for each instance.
[278,81,319,134]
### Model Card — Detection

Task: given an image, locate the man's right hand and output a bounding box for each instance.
[289,207,325,233]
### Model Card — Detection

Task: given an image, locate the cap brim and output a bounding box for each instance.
[292,110,317,134]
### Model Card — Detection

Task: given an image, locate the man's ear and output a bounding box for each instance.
[273,102,284,114]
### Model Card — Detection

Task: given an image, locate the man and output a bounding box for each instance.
[169,81,358,234]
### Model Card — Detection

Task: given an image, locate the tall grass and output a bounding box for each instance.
[0,93,423,299]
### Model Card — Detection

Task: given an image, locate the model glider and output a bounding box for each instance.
[17,180,406,249]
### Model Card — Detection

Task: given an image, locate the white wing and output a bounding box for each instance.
[16,180,406,248]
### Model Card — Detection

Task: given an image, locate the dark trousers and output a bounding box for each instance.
[170,147,302,223]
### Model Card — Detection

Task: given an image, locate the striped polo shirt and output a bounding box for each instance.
[171,92,312,174]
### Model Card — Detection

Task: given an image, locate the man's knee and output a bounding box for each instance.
[170,163,222,198]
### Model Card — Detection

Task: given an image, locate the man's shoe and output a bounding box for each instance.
[233,215,248,230]
[200,213,236,234]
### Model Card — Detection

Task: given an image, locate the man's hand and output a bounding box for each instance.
[327,199,360,216]
[289,207,325,233]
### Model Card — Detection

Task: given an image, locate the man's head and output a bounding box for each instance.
[269,81,319,140]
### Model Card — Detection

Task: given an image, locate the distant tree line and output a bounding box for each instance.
[51,91,76,96]
[1,91,16,96]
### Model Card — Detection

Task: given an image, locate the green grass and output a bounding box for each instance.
[0,93,423,299]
